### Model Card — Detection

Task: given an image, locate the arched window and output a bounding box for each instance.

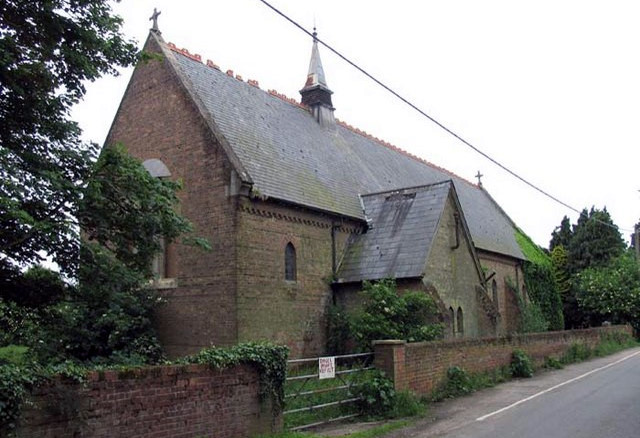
[143,159,172,279]
[449,306,455,336]
[492,279,498,304]
[152,236,167,279]
[457,307,464,336]
[285,242,297,281]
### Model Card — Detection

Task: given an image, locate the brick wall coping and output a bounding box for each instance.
[402,325,632,351]
[44,362,240,384]
[372,339,407,346]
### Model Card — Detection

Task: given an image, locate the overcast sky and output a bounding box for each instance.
[72,1,640,248]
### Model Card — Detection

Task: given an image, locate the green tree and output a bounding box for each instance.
[631,220,640,254]
[550,216,572,251]
[0,2,208,365]
[548,208,627,328]
[568,207,625,274]
[0,0,137,276]
[577,252,640,331]
[32,145,208,364]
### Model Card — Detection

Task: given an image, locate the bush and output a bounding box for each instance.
[436,366,473,399]
[0,364,45,431]
[351,371,396,417]
[326,304,351,355]
[0,346,29,366]
[562,343,592,363]
[510,349,534,378]
[544,356,564,370]
[388,391,426,418]
[349,279,442,351]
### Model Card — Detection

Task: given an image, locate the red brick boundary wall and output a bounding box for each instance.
[373,325,633,396]
[15,363,279,437]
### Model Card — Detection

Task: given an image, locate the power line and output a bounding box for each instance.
[257,0,632,234]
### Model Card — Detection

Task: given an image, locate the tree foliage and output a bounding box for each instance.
[79,143,206,278]
[549,216,572,251]
[1,145,208,365]
[549,208,630,329]
[0,2,211,366]
[0,0,138,275]
[567,207,625,274]
[577,252,640,331]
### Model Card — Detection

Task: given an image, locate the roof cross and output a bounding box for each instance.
[149,8,161,33]
[475,171,484,187]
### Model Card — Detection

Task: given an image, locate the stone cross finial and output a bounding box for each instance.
[150,8,161,33]
[475,171,484,187]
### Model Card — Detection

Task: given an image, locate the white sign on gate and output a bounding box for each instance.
[318,356,336,379]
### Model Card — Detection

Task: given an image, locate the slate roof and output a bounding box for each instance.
[159,35,525,261]
[338,182,452,282]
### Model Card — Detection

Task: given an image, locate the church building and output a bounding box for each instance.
[105,25,528,358]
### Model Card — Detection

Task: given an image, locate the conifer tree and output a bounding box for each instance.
[549,216,572,251]
[567,207,625,273]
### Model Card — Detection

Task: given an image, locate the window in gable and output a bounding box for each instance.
[449,306,455,336]
[143,158,172,281]
[457,307,464,336]
[285,242,297,281]
[492,279,498,305]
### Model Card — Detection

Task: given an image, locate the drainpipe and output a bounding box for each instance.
[331,222,341,277]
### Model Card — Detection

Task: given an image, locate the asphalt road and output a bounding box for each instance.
[383,347,640,438]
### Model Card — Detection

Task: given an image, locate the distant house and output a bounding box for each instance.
[105,27,527,358]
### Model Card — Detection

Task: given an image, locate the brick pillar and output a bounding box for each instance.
[372,340,407,391]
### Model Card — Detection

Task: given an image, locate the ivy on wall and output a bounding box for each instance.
[515,229,564,331]
[0,342,289,433]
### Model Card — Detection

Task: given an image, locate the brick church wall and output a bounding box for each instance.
[106,36,239,357]
[235,197,360,358]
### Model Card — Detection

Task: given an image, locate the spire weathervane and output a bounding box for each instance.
[475,171,484,187]
[150,8,161,33]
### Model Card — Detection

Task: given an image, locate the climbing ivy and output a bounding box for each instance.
[515,229,564,331]
[1,343,288,433]
[181,342,289,413]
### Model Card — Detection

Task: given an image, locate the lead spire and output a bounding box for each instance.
[300,28,335,127]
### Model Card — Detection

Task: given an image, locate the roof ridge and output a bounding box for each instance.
[335,118,477,188]
[166,41,476,188]
[166,41,310,111]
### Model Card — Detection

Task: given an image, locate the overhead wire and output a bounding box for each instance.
[257,0,632,234]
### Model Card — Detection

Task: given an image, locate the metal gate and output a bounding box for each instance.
[284,352,374,431]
